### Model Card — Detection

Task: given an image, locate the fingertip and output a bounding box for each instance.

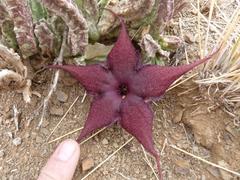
[54,139,80,161]
[38,139,80,180]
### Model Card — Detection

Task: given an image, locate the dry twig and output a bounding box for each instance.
[38,29,67,127]
[46,96,80,141]
[81,137,134,180]
[169,144,240,177]
[13,105,20,132]
[141,145,159,179]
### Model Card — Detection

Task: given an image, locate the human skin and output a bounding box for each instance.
[38,139,80,180]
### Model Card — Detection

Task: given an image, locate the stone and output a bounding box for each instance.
[175,159,190,169]
[24,132,30,138]
[0,150,5,158]
[174,159,190,175]
[50,106,64,116]
[184,34,195,44]
[173,109,185,123]
[56,90,68,103]
[41,120,49,128]
[135,168,140,174]
[36,136,43,143]
[218,160,233,180]
[12,137,22,146]
[102,138,108,145]
[41,128,50,136]
[174,166,190,175]
[207,167,220,178]
[81,158,94,172]
[113,143,118,148]
[6,132,13,139]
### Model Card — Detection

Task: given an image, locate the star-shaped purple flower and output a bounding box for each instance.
[49,19,216,179]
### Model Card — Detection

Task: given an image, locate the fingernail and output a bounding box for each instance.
[55,140,76,161]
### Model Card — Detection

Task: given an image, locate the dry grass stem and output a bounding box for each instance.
[38,29,67,128]
[160,138,167,155]
[141,145,159,180]
[191,3,222,36]
[81,91,87,103]
[81,137,134,180]
[48,126,106,144]
[13,105,20,132]
[204,0,216,55]
[80,127,107,145]
[116,172,131,180]
[167,73,198,92]
[48,127,83,144]
[46,96,80,141]
[179,17,189,64]
[197,0,203,58]
[169,144,240,177]
[197,6,240,105]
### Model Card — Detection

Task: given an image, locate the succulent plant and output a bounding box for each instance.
[4,0,38,58]
[0,0,189,103]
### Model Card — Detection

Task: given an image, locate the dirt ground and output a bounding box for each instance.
[0,1,240,180]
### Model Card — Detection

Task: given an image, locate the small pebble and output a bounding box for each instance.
[184,34,195,44]
[103,170,108,175]
[41,120,49,128]
[50,106,64,116]
[12,137,22,146]
[6,132,13,139]
[175,159,190,169]
[56,90,68,103]
[135,168,140,174]
[31,132,37,138]
[0,150,5,158]
[113,143,118,148]
[24,132,30,139]
[218,160,233,180]
[173,109,185,123]
[207,167,220,178]
[201,175,206,180]
[174,166,190,175]
[35,136,43,143]
[102,138,108,145]
[9,175,14,180]
[81,158,94,172]
[41,128,50,136]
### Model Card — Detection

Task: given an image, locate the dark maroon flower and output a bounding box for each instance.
[49,19,217,179]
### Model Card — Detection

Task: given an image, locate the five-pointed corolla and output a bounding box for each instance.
[49,18,217,179]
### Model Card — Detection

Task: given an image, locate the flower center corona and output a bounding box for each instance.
[119,84,128,96]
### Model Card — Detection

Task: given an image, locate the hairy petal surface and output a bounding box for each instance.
[120,95,157,156]
[48,65,117,93]
[130,52,217,98]
[107,19,138,82]
[77,91,121,142]
[120,94,162,178]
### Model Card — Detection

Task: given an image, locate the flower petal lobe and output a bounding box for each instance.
[48,64,117,94]
[77,91,121,142]
[131,52,217,98]
[120,94,162,178]
[120,95,156,153]
[107,19,138,81]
